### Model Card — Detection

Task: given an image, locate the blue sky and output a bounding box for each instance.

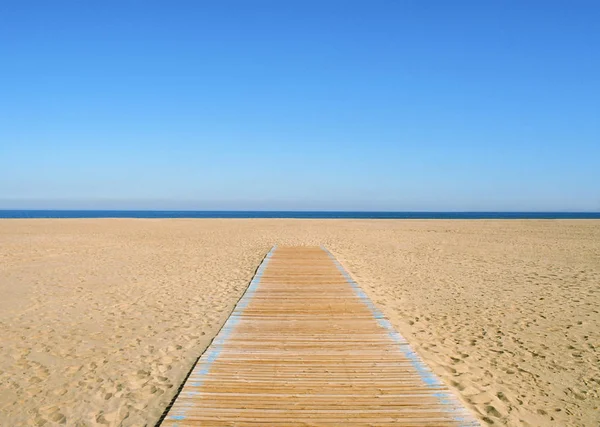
[1,1,598,211]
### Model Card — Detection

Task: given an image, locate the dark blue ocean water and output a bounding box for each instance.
[1,210,599,219]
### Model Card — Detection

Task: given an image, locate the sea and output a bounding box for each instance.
[1,210,599,219]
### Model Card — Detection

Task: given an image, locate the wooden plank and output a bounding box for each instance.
[160,246,480,426]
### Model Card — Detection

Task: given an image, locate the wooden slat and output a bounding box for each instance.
[160,246,480,426]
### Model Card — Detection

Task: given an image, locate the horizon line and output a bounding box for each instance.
[1,209,599,213]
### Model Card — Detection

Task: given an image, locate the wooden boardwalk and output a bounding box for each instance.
[161,246,480,426]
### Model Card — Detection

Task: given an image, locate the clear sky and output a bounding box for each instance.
[1,1,598,211]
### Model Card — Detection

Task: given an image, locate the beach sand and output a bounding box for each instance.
[0,219,598,426]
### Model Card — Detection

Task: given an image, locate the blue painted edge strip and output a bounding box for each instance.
[165,245,277,425]
[320,246,481,427]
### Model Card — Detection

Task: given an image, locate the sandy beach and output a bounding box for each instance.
[0,219,598,426]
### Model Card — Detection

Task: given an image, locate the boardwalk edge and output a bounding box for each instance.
[161,245,277,426]
[321,246,481,427]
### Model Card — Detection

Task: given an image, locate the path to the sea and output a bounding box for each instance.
[160,246,480,426]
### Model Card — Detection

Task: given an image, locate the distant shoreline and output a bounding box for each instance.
[1,210,599,219]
